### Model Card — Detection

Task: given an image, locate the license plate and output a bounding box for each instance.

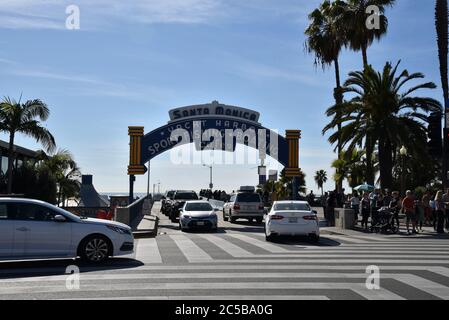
[196,221,205,226]
[288,217,298,223]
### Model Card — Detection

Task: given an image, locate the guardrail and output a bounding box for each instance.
[116,195,153,230]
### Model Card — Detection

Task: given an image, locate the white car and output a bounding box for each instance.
[179,201,218,231]
[264,201,320,242]
[0,198,134,263]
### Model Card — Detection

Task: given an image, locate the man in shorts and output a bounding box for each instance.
[402,190,416,235]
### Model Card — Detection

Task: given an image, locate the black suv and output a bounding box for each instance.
[169,190,199,222]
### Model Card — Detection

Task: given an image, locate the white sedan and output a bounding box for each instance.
[179,201,218,231]
[0,198,134,263]
[264,201,320,242]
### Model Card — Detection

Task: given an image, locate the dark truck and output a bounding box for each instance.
[161,190,176,216]
[169,190,199,222]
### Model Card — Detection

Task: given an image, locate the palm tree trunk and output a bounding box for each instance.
[365,134,375,186]
[7,132,15,194]
[378,136,393,189]
[362,44,369,68]
[334,58,344,192]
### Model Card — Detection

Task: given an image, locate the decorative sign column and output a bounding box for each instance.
[128,126,146,203]
[285,130,301,200]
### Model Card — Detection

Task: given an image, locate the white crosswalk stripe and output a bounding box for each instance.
[169,234,213,263]
[1,231,449,300]
[226,233,290,253]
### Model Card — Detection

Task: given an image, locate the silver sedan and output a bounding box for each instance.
[179,201,219,232]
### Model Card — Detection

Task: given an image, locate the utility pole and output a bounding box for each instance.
[203,164,213,190]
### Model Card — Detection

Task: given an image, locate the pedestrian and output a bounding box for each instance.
[350,191,360,225]
[435,191,446,234]
[422,191,432,227]
[415,198,425,232]
[326,192,336,227]
[402,190,417,235]
[443,189,449,232]
[383,190,392,207]
[370,189,379,228]
[389,191,401,230]
[361,192,370,230]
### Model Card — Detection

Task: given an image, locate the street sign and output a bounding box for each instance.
[269,170,278,182]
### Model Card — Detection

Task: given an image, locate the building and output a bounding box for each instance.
[0,140,38,176]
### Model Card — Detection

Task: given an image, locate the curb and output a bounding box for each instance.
[133,216,159,239]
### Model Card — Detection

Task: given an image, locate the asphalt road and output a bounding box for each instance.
[1,201,449,300]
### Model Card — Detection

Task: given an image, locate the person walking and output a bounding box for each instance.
[435,191,446,234]
[326,191,336,227]
[361,192,370,231]
[389,191,401,231]
[443,189,449,232]
[422,191,432,227]
[350,192,360,225]
[402,190,417,235]
[415,198,425,232]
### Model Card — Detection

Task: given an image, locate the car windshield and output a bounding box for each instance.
[185,203,213,211]
[175,193,198,200]
[236,193,261,202]
[274,203,311,211]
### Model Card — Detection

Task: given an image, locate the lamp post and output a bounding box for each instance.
[203,164,213,190]
[400,146,408,196]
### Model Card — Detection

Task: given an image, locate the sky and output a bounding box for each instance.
[0,0,442,194]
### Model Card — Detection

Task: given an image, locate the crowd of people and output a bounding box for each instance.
[321,188,449,235]
[199,189,230,202]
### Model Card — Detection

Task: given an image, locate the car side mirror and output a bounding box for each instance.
[213,208,220,212]
[54,215,67,222]
[312,210,318,214]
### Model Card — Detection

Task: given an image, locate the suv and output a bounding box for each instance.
[161,190,175,216]
[223,187,264,223]
[169,190,199,222]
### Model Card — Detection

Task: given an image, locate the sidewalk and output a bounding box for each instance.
[133,202,160,239]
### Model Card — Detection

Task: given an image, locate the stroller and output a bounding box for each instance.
[370,206,398,234]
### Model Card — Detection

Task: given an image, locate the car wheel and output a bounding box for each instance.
[256,218,263,224]
[223,212,228,222]
[229,210,236,223]
[309,234,320,243]
[265,230,275,242]
[79,235,111,263]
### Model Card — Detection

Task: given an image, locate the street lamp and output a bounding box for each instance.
[400,146,407,196]
[203,164,213,190]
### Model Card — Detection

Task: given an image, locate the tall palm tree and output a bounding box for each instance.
[314,170,328,195]
[0,97,56,193]
[305,0,347,191]
[323,61,442,189]
[343,0,395,67]
[435,0,449,188]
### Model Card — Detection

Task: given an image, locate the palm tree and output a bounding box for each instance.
[314,170,328,195]
[0,97,56,193]
[343,0,395,67]
[37,149,81,206]
[435,0,449,188]
[305,0,347,191]
[323,61,442,189]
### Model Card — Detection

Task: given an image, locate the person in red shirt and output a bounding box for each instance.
[402,190,416,235]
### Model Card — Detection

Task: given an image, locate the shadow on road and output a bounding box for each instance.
[0,258,144,279]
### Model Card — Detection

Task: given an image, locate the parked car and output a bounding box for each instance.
[169,190,199,222]
[0,198,134,263]
[161,190,175,216]
[264,200,320,243]
[179,201,218,232]
[223,187,264,223]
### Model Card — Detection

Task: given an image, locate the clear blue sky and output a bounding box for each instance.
[0,0,442,194]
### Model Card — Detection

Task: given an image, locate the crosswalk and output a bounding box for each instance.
[0,231,449,300]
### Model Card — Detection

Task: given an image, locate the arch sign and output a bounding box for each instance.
[127,101,301,202]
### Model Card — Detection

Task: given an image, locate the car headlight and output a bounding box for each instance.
[107,225,131,235]
[210,213,218,219]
